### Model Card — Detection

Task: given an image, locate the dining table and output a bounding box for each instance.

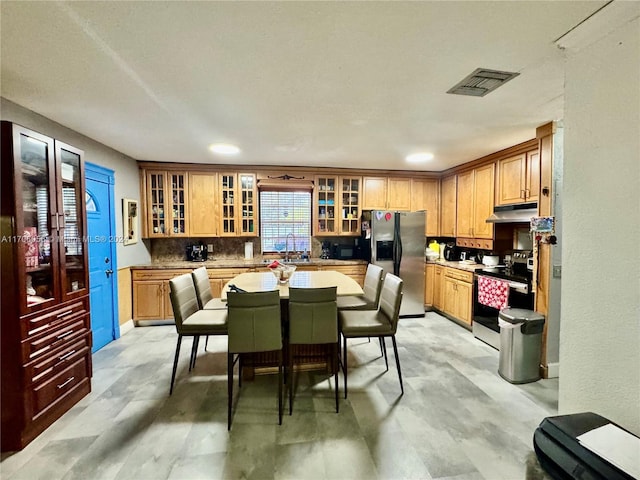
[220,270,364,300]
[221,270,364,376]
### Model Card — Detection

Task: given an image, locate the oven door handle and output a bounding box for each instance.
[506,281,529,294]
[477,275,529,294]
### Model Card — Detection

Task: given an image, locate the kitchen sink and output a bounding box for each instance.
[261,258,310,264]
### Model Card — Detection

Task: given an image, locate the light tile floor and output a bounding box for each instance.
[1,312,557,480]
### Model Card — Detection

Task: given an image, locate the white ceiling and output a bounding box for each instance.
[1,1,608,172]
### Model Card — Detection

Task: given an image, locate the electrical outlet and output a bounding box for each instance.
[553,265,562,278]
[207,244,214,253]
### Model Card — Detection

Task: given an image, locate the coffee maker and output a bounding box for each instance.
[186,243,208,262]
[320,241,331,259]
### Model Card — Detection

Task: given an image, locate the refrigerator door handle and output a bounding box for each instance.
[394,214,402,276]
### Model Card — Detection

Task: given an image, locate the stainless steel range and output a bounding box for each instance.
[472,250,533,350]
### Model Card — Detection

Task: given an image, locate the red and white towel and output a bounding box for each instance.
[477,276,510,310]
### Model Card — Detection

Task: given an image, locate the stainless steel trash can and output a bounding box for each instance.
[498,308,545,384]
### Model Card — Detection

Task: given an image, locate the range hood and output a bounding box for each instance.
[486,202,538,224]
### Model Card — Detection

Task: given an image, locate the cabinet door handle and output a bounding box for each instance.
[525,189,530,199]
[56,309,74,319]
[57,376,75,389]
[58,350,76,362]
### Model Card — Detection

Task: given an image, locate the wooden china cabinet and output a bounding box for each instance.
[1,122,92,451]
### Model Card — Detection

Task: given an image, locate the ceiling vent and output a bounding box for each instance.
[447,68,520,97]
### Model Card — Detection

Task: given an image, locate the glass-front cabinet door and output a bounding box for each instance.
[238,173,257,236]
[340,176,361,235]
[145,171,188,237]
[219,173,236,236]
[16,127,59,314]
[146,171,167,236]
[56,141,88,301]
[169,173,188,236]
[314,175,338,235]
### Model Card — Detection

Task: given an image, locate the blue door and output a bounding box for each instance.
[85,164,119,352]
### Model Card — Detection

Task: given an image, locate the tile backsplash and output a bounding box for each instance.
[149,236,355,262]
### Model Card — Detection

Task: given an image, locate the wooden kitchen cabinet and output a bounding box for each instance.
[1,122,92,451]
[411,178,440,236]
[441,267,473,326]
[188,172,218,237]
[314,175,361,236]
[143,170,189,237]
[456,163,495,240]
[218,173,258,237]
[433,265,444,310]
[362,176,411,211]
[496,150,540,205]
[132,269,190,321]
[206,267,252,297]
[425,263,435,307]
[440,175,457,237]
[318,263,366,287]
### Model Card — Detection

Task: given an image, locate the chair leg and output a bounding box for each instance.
[189,335,199,372]
[205,335,209,351]
[391,336,404,395]
[278,351,283,425]
[238,355,243,389]
[343,335,348,399]
[378,337,384,356]
[169,335,183,395]
[381,337,389,372]
[289,345,294,415]
[227,352,233,430]
[334,342,339,413]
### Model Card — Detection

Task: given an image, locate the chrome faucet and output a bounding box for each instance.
[285,233,296,261]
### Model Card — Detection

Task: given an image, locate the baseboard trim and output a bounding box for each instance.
[546,362,559,378]
[119,319,135,336]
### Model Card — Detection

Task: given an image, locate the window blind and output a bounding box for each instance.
[260,190,311,253]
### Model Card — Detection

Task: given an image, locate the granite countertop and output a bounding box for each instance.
[426,259,486,273]
[131,258,368,270]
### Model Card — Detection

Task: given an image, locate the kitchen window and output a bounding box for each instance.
[260,190,311,254]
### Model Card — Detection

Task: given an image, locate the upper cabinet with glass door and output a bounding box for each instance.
[238,173,257,236]
[144,170,189,237]
[314,175,361,236]
[1,122,89,316]
[218,173,258,236]
[315,176,338,235]
[340,177,361,235]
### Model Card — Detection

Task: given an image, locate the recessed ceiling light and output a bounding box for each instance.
[209,143,240,155]
[406,152,434,163]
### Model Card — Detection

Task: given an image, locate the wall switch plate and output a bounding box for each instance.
[207,244,214,253]
[553,265,562,278]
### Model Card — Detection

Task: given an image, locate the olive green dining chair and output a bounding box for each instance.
[336,263,384,311]
[338,273,404,398]
[288,286,339,414]
[192,266,227,311]
[192,266,227,352]
[168,273,228,395]
[226,290,283,430]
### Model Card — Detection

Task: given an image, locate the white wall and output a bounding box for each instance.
[560,17,640,434]
[1,98,151,268]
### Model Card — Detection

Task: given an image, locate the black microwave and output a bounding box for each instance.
[333,244,356,260]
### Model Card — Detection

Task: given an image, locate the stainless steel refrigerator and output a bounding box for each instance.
[369,211,426,318]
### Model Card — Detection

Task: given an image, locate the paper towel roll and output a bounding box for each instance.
[244,242,253,260]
